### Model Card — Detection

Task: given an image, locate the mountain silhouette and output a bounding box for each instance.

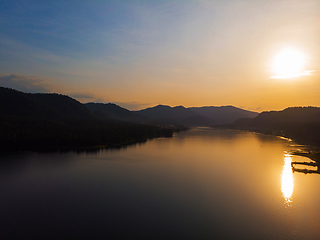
[189,105,258,125]
[0,87,177,149]
[134,105,216,126]
[0,87,259,127]
[0,87,93,120]
[222,107,320,147]
[84,103,147,122]
[136,105,198,119]
[134,104,258,126]
[252,107,320,124]
[1,86,318,148]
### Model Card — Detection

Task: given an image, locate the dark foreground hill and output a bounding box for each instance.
[0,86,261,149]
[220,107,320,147]
[0,87,178,150]
[0,87,94,120]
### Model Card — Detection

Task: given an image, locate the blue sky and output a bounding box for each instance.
[1,0,319,110]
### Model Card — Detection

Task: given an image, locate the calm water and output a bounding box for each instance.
[1,128,320,239]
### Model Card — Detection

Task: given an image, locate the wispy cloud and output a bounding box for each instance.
[69,93,96,100]
[69,92,104,103]
[0,74,54,93]
[270,70,315,79]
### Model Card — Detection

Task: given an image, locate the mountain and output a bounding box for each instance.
[84,103,147,122]
[222,107,320,147]
[0,87,259,127]
[135,105,216,126]
[136,105,197,119]
[0,87,177,149]
[0,87,94,120]
[1,86,317,148]
[189,105,258,125]
[230,107,320,128]
[134,104,259,126]
[251,107,320,125]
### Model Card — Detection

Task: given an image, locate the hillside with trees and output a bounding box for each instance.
[134,104,258,126]
[220,107,320,147]
[84,103,147,122]
[0,87,177,150]
[0,86,263,150]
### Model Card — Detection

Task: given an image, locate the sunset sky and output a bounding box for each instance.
[1,0,319,111]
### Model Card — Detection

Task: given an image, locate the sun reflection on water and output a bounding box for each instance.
[281,154,294,205]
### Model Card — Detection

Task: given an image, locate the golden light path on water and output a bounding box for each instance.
[281,154,294,205]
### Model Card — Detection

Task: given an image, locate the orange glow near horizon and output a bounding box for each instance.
[3,1,319,112]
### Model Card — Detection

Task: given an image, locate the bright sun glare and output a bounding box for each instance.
[270,48,313,79]
[281,154,294,205]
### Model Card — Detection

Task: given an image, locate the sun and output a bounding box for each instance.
[270,48,309,79]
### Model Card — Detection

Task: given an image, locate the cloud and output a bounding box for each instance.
[241,106,262,112]
[270,70,315,79]
[69,93,95,100]
[0,74,53,93]
[69,93,103,102]
[251,107,262,113]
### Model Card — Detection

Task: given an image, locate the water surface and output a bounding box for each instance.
[1,128,319,239]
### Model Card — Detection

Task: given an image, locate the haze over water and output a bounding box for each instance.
[1,128,319,239]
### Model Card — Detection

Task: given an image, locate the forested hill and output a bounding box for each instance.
[134,105,216,126]
[221,107,320,147]
[134,104,258,126]
[0,86,259,126]
[252,107,320,124]
[189,105,258,125]
[0,87,94,120]
[84,102,147,122]
[137,105,197,119]
[0,86,262,149]
[0,87,177,150]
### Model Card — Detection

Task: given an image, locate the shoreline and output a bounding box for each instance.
[214,127,320,163]
[0,126,188,154]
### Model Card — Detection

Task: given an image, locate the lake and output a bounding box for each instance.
[1,128,319,239]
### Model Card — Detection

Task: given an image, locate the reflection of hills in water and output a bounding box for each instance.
[22,139,149,155]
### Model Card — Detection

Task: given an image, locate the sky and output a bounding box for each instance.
[0,0,319,111]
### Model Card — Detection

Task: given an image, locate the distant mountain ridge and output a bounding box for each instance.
[0,87,177,149]
[133,104,216,126]
[136,105,198,119]
[2,86,318,148]
[221,106,320,147]
[189,105,258,125]
[132,104,258,126]
[0,86,259,126]
[84,103,147,122]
